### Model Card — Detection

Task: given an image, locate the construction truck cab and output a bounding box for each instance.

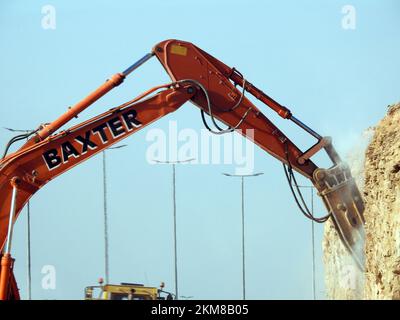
[84,280,174,300]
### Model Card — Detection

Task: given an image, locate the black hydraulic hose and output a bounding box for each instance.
[2,130,38,159]
[283,143,331,223]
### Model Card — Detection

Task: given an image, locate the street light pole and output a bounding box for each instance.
[222,172,264,300]
[153,158,194,300]
[172,163,178,300]
[26,201,31,300]
[311,187,315,300]
[294,184,316,300]
[241,176,245,300]
[102,151,109,285]
[102,144,127,284]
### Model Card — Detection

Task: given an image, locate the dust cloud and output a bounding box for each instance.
[323,103,400,299]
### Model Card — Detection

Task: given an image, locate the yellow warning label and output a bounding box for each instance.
[170,45,187,56]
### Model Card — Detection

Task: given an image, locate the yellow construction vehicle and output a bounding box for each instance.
[84,280,174,300]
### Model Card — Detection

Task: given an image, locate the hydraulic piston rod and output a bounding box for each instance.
[34,53,154,141]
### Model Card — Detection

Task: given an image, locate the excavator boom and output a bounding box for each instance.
[0,39,365,299]
[0,83,195,299]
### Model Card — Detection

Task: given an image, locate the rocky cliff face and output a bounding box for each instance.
[323,103,400,299]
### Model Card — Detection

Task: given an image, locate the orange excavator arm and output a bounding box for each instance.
[0,83,196,299]
[152,40,365,262]
[0,39,365,299]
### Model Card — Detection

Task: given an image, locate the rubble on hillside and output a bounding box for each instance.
[323,103,400,299]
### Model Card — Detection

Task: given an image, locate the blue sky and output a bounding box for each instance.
[0,0,399,299]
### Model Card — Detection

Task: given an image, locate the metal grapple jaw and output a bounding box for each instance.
[313,145,366,271]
